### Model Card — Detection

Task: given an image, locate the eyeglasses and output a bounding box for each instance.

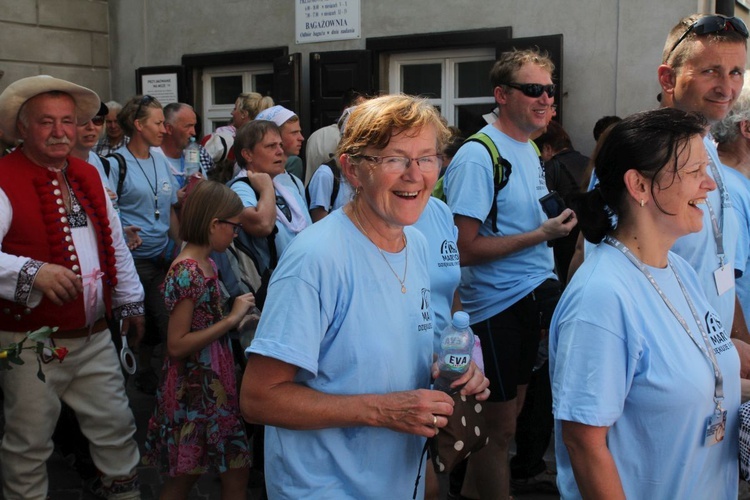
[135,95,155,121]
[666,15,749,62]
[91,116,105,126]
[355,154,443,174]
[502,83,557,99]
[218,219,243,235]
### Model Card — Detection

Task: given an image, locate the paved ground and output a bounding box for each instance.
[39,374,561,499]
[9,364,748,500]
[40,374,266,500]
[36,371,559,500]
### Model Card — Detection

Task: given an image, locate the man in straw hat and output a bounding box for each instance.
[0,75,144,499]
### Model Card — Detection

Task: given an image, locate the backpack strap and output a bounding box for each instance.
[228,176,280,270]
[286,171,305,197]
[463,132,512,233]
[327,159,341,211]
[99,154,110,177]
[104,153,127,198]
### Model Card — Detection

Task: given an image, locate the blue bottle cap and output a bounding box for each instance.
[452,311,470,329]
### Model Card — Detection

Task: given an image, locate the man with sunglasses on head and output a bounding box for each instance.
[443,48,577,500]
[551,14,750,499]
[658,15,750,352]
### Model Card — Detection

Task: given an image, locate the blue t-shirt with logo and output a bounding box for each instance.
[551,243,739,499]
[247,209,433,498]
[444,124,555,322]
[108,147,178,259]
[412,197,460,346]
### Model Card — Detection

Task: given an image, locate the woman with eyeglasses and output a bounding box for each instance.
[143,180,255,498]
[550,108,740,499]
[239,95,489,498]
[229,120,311,307]
[107,94,181,394]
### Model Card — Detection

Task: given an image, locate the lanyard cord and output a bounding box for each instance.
[604,236,724,410]
[705,159,729,267]
[127,147,161,219]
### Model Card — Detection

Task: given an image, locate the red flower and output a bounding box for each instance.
[53,346,69,362]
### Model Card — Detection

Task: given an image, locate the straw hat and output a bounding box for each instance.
[0,75,100,142]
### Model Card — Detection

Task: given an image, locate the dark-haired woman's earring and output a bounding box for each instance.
[639,199,645,207]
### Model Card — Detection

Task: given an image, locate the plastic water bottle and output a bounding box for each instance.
[434,311,474,393]
[184,137,201,175]
[183,137,202,193]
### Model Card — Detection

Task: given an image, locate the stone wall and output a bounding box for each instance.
[0,0,110,99]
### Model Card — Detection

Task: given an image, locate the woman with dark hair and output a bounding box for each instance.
[229,120,311,306]
[550,108,740,498]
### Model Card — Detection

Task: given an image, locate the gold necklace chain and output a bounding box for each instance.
[350,206,408,294]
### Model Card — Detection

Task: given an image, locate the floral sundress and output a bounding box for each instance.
[143,258,250,476]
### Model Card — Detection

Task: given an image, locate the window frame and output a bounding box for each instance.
[387,48,496,128]
[200,64,273,133]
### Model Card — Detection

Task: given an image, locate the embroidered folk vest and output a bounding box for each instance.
[0,149,117,332]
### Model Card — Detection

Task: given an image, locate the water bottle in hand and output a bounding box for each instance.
[183,137,202,193]
[434,311,474,394]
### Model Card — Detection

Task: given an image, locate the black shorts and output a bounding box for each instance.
[473,279,562,402]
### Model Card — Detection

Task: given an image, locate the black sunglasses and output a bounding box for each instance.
[135,95,155,120]
[503,82,556,98]
[667,15,749,62]
[91,115,105,126]
[218,219,243,235]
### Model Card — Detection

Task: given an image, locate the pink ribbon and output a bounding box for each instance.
[81,268,104,340]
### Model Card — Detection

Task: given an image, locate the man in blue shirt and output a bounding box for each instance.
[444,48,577,499]
[155,102,212,186]
[657,14,750,346]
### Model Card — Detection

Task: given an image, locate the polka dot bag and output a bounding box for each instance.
[429,392,489,474]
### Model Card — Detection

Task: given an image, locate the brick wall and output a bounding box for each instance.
[0,0,110,99]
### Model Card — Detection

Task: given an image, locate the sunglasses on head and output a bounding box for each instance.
[135,94,155,120]
[503,82,556,98]
[666,15,749,62]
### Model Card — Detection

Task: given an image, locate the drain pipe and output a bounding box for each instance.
[715,0,734,15]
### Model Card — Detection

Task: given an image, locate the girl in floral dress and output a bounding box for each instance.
[143,180,255,499]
